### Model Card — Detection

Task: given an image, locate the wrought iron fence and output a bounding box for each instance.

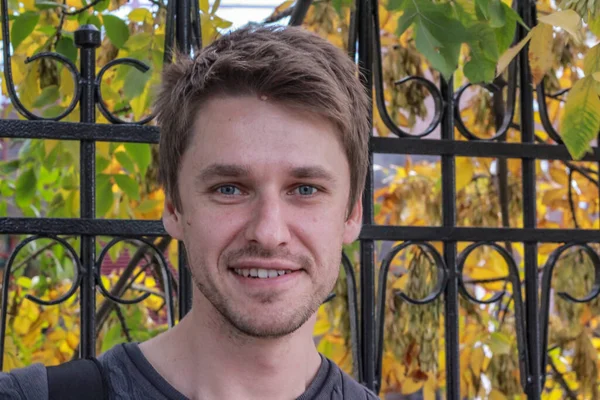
[0,0,599,399]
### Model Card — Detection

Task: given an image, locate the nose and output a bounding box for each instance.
[244,192,291,250]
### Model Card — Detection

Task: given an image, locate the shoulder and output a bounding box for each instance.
[0,363,48,399]
[328,360,380,400]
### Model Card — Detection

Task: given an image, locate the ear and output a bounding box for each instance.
[342,198,363,244]
[163,198,184,241]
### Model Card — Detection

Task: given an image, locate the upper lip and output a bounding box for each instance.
[228,259,301,271]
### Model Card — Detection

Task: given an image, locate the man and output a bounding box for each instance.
[0,24,377,399]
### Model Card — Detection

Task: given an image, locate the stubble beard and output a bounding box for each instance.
[190,245,339,339]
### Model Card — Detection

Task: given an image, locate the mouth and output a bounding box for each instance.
[232,268,296,279]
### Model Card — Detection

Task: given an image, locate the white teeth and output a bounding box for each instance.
[233,268,294,278]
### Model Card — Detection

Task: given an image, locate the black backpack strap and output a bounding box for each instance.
[46,358,107,400]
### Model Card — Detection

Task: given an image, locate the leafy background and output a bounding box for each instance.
[1,0,600,399]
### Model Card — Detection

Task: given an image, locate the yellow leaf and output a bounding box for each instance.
[456,158,474,192]
[528,24,554,86]
[22,0,34,10]
[13,316,32,335]
[66,331,79,350]
[489,389,508,400]
[496,30,533,77]
[313,307,331,336]
[470,346,485,376]
[129,8,152,23]
[401,378,424,395]
[538,10,583,42]
[199,0,209,12]
[97,142,111,159]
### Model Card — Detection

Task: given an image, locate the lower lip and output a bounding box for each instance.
[230,270,301,287]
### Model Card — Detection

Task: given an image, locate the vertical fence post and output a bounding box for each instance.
[174,0,193,319]
[74,24,101,358]
[441,77,460,400]
[357,0,376,392]
[518,0,540,397]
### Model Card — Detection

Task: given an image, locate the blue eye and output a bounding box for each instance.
[217,185,241,196]
[295,185,318,196]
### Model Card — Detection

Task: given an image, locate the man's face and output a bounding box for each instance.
[163,95,362,338]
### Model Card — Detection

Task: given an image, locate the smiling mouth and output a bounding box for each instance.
[233,268,295,279]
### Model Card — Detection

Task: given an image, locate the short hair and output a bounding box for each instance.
[155,24,370,213]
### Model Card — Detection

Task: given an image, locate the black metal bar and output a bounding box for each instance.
[441,76,460,400]
[0,120,160,143]
[289,0,313,26]
[358,0,375,392]
[5,219,600,243]
[519,0,540,396]
[174,0,194,320]
[74,24,101,359]
[0,218,165,236]
[371,137,600,161]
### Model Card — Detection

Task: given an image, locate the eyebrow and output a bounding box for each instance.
[195,163,337,185]
[195,163,251,185]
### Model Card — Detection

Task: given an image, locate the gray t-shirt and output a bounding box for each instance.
[0,343,379,399]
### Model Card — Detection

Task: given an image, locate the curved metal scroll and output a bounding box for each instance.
[96,58,154,125]
[535,82,568,144]
[454,65,518,141]
[0,235,82,370]
[457,242,529,392]
[375,241,448,389]
[371,2,444,138]
[96,237,175,328]
[539,243,600,388]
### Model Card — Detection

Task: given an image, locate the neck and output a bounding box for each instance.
[139,291,322,400]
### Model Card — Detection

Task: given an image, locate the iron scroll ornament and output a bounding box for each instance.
[375,241,449,391]
[0,235,83,370]
[539,243,600,389]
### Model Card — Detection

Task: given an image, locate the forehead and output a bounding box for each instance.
[185,96,349,177]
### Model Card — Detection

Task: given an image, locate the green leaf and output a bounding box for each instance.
[124,143,151,177]
[42,105,66,118]
[136,199,161,213]
[122,66,151,100]
[124,32,152,50]
[464,58,496,83]
[0,159,20,174]
[94,0,109,12]
[414,22,459,80]
[15,168,37,208]
[388,0,404,10]
[475,0,489,20]
[96,155,110,173]
[11,12,40,50]
[583,43,600,76]
[96,174,114,217]
[0,202,7,217]
[17,277,31,289]
[101,323,127,353]
[87,14,102,29]
[115,151,136,173]
[488,0,505,28]
[489,332,512,355]
[103,15,129,49]
[494,3,517,54]
[33,85,59,108]
[56,36,77,64]
[560,76,600,159]
[113,174,140,201]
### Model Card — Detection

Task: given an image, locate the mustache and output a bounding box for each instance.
[222,243,312,269]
